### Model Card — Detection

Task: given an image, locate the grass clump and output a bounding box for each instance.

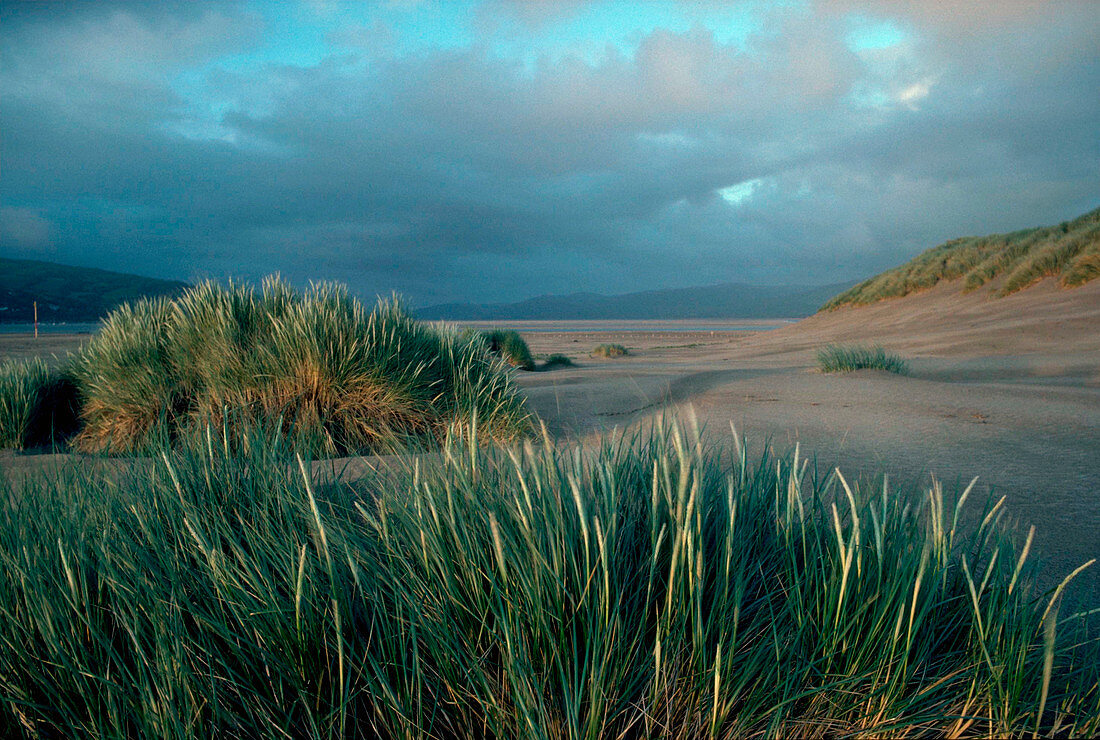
[1,421,1097,737]
[817,344,910,374]
[480,328,535,370]
[0,358,79,450]
[592,343,629,358]
[822,206,1100,310]
[537,353,576,371]
[31,277,531,456]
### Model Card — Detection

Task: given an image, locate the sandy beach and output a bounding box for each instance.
[3,278,1099,603]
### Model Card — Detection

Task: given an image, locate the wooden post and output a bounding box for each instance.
[34,301,38,339]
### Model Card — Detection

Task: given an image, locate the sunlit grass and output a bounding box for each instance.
[822,206,1100,309]
[592,343,629,358]
[0,277,531,455]
[1,419,1096,737]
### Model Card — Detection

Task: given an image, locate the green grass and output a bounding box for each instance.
[481,328,536,371]
[0,278,531,455]
[1,420,1097,737]
[0,358,79,450]
[592,343,629,358]
[822,206,1100,310]
[537,353,576,371]
[817,344,910,375]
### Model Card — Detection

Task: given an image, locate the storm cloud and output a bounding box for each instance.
[2,1,1098,304]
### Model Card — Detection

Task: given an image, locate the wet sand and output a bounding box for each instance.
[2,278,1098,603]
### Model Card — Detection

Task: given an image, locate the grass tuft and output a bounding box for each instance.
[537,353,576,371]
[592,343,629,358]
[0,358,80,450]
[0,277,531,455]
[817,344,910,374]
[1,420,1097,737]
[480,328,536,370]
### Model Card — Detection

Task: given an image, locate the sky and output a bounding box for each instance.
[2,1,1098,305]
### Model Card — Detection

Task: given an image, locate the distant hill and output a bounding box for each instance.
[417,282,855,321]
[0,257,189,323]
[822,206,1100,311]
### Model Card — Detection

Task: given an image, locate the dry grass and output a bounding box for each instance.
[592,343,629,358]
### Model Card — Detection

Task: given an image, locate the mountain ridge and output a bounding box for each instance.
[416,281,855,321]
[0,257,189,323]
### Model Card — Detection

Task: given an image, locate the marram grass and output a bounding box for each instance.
[822,206,1100,310]
[817,344,910,375]
[0,358,79,450]
[0,277,530,455]
[480,328,536,370]
[1,420,1097,738]
[538,352,576,370]
[592,343,629,358]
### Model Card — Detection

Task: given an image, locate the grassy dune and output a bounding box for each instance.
[0,278,530,455]
[822,206,1100,310]
[1,421,1097,737]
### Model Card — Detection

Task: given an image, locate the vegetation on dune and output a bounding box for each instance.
[479,328,536,370]
[1,420,1097,737]
[592,343,630,358]
[537,353,576,370]
[817,344,910,375]
[822,206,1100,310]
[0,277,530,455]
[0,359,79,450]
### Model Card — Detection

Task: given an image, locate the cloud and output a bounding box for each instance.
[0,207,54,252]
[1,1,1097,303]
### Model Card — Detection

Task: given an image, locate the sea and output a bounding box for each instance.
[0,322,103,334]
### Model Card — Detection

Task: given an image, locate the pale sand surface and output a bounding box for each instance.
[2,278,1098,603]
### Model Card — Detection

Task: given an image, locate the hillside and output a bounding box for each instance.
[0,258,189,323]
[418,281,853,321]
[822,206,1100,311]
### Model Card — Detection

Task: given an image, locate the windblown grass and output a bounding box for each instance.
[0,277,530,455]
[480,328,536,370]
[822,206,1100,310]
[817,344,910,375]
[2,420,1097,738]
[592,343,629,358]
[0,358,79,450]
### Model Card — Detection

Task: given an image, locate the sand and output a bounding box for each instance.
[2,277,1098,603]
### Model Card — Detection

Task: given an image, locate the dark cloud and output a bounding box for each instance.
[1,1,1097,304]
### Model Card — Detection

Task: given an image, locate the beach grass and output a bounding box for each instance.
[0,358,79,450]
[592,343,629,358]
[822,206,1100,310]
[0,277,530,455]
[1,419,1097,738]
[817,344,910,375]
[537,353,576,370]
[480,328,536,370]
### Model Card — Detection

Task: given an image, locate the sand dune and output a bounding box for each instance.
[512,279,1100,604]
